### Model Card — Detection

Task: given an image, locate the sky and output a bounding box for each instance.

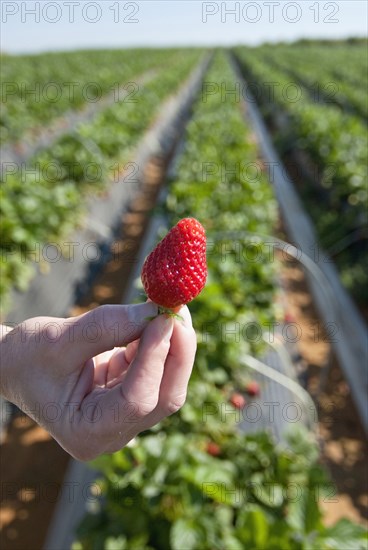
[1,1,367,54]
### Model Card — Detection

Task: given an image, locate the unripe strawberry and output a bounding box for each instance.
[229,393,246,409]
[244,381,260,397]
[141,218,207,310]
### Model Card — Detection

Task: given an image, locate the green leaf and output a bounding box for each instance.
[222,533,244,550]
[305,489,322,533]
[105,535,127,550]
[256,483,284,508]
[286,497,305,533]
[314,518,368,550]
[236,505,269,548]
[250,507,269,548]
[170,518,203,550]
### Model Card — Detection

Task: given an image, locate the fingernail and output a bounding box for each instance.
[177,305,193,329]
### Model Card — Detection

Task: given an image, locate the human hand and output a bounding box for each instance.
[0,302,196,460]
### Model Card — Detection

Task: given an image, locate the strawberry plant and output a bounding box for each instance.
[75,430,367,550]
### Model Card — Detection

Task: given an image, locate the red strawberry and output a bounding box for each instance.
[141,218,207,310]
[206,442,221,457]
[244,381,260,397]
[284,312,296,323]
[230,393,246,409]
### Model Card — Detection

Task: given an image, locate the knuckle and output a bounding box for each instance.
[164,394,187,416]
[39,326,63,360]
[136,401,157,417]
[121,389,157,419]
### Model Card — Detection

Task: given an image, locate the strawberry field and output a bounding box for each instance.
[0,49,189,145]
[1,41,367,549]
[234,41,368,304]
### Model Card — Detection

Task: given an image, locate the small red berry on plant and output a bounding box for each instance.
[206,442,221,457]
[230,393,246,409]
[284,312,296,323]
[244,381,260,397]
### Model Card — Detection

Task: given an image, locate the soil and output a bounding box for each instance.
[0,415,69,549]
[278,242,368,526]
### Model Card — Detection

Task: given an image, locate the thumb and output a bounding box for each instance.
[67,302,158,363]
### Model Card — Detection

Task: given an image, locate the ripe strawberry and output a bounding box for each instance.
[206,442,221,457]
[284,312,296,323]
[230,393,246,409]
[244,381,260,397]
[141,218,207,310]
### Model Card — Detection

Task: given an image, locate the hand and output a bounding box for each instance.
[0,302,197,461]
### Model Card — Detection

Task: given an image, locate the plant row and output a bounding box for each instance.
[0,48,195,146]
[0,50,202,310]
[73,53,367,550]
[256,43,368,119]
[234,45,368,303]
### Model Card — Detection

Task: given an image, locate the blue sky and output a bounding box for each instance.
[1,1,367,53]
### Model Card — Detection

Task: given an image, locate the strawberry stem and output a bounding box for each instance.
[158,306,184,321]
[144,306,184,322]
